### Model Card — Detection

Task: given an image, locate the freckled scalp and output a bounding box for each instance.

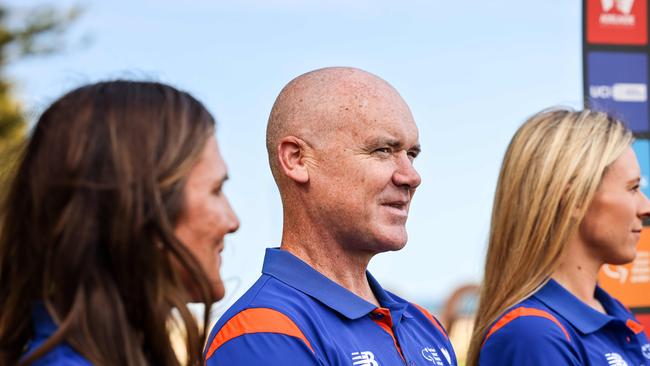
[266,67,412,181]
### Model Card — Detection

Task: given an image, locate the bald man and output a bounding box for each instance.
[204,67,457,366]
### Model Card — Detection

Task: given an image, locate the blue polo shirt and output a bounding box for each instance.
[479,279,650,365]
[22,303,92,365]
[204,248,457,366]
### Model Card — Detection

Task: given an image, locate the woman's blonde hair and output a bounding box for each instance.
[466,108,633,365]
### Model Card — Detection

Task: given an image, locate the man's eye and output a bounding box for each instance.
[212,185,224,196]
[407,151,419,160]
[373,147,391,154]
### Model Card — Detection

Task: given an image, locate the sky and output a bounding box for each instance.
[5,0,583,310]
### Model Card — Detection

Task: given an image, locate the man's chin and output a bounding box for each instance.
[373,233,408,252]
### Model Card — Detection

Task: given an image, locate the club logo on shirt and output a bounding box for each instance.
[421,347,444,365]
[642,343,650,359]
[605,352,629,366]
[440,347,451,364]
[351,351,379,366]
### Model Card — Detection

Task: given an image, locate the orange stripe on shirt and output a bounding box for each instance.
[204,307,314,361]
[483,307,571,346]
[626,319,644,335]
[412,303,448,339]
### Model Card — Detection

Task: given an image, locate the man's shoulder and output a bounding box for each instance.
[215,273,321,326]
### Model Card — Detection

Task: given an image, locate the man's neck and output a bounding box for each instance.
[281,232,380,307]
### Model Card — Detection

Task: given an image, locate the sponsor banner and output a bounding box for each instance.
[633,140,650,198]
[599,228,650,307]
[587,52,648,133]
[587,0,648,45]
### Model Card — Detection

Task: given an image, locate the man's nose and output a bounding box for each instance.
[392,152,421,190]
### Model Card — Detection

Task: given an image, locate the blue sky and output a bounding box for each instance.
[6,0,583,309]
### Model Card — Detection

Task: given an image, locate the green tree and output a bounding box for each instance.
[0,5,79,185]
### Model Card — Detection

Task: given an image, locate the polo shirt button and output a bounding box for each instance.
[626,336,631,342]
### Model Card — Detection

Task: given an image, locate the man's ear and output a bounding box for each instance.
[277,136,310,184]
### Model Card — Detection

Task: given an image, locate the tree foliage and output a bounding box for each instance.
[0,5,79,186]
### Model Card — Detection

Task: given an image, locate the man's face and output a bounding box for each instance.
[309,88,421,255]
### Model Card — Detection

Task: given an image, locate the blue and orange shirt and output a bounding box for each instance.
[479,278,650,365]
[204,248,457,366]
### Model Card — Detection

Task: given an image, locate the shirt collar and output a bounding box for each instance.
[533,278,623,334]
[262,248,408,320]
[367,269,412,321]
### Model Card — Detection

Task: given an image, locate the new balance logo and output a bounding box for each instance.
[422,347,444,365]
[605,352,629,366]
[351,351,379,366]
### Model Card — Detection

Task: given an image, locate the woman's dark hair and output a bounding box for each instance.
[0,81,217,365]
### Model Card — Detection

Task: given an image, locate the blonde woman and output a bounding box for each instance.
[467,108,650,365]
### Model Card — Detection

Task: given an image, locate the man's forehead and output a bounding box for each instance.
[348,93,417,128]
[363,132,420,147]
[269,67,417,148]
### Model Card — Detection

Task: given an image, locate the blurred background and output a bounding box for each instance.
[0,1,584,363]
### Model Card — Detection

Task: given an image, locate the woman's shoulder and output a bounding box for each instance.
[479,300,581,365]
[24,340,93,366]
[485,299,573,344]
[26,303,93,366]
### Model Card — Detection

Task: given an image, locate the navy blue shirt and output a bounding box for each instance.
[204,248,457,366]
[480,279,650,365]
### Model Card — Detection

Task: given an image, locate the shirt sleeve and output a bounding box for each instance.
[479,315,581,366]
[205,332,321,366]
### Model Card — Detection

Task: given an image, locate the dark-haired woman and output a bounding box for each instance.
[0,81,239,365]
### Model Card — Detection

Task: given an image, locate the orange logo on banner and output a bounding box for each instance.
[587,0,648,45]
[599,228,650,307]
